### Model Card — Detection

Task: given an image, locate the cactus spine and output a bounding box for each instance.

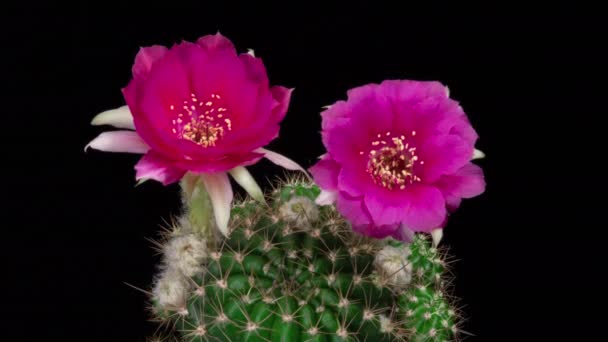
[150,179,460,341]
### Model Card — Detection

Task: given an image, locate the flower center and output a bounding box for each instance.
[170,93,232,147]
[363,131,423,190]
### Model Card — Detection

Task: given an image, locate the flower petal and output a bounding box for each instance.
[336,192,372,226]
[419,134,474,183]
[316,190,337,206]
[196,33,237,55]
[175,151,264,174]
[309,154,341,191]
[239,53,269,85]
[90,105,135,129]
[201,172,233,237]
[473,148,485,160]
[269,86,292,122]
[257,148,310,178]
[395,224,416,242]
[400,185,447,233]
[436,163,486,211]
[134,151,186,185]
[351,223,400,240]
[229,166,265,203]
[363,189,409,226]
[85,131,149,153]
[132,45,168,79]
[431,228,443,247]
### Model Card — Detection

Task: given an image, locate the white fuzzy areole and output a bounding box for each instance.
[279,196,319,226]
[163,234,208,277]
[378,314,393,333]
[374,245,413,288]
[152,268,190,310]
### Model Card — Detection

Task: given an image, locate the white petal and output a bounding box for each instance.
[200,172,233,237]
[321,105,332,109]
[229,166,265,203]
[472,149,485,160]
[315,190,337,206]
[256,148,311,179]
[179,172,200,201]
[431,228,443,247]
[91,105,135,130]
[247,49,255,57]
[85,131,149,153]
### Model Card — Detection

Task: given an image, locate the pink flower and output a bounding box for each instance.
[86,33,305,235]
[310,80,485,240]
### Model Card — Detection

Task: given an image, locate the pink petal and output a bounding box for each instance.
[363,188,412,227]
[436,163,486,211]
[450,115,479,146]
[336,192,372,226]
[269,86,292,122]
[380,79,449,104]
[320,100,350,130]
[324,120,368,170]
[85,131,149,154]
[200,172,233,236]
[392,95,464,140]
[239,53,269,85]
[351,223,401,240]
[337,165,375,197]
[175,151,264,174]
[343,84,393,136]
[132,45,168,79]
[134,151,186,185]
[419,134,474,183]
[257,148,310,178]
[196,33,237,55]
[309,155,341,191]
[394,224,416,242]
[357,182,446,230]
[400,184,448,233]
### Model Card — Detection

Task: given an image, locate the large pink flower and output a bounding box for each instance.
[310,80,485,240]
[87,33,304,235]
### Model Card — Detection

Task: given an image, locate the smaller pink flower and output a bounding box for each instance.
[310,80,485,240]
[86,34,305,235]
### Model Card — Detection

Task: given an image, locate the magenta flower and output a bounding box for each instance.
[86,33,304,235]
[310,80,485,240]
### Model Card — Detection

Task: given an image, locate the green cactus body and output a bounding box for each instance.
[152,180,458,342]
[407,236,445,286]
[398,285,457,342]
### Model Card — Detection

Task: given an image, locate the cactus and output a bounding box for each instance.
[149,179,460,341]
[398,285,457,342]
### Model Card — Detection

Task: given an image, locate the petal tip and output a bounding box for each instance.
[473,149,485,160]
[431,228,443,247]
[90,105,135,130]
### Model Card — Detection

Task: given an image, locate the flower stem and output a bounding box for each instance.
[180,173,216,240]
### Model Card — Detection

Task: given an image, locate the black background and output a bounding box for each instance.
[3,1,604,340]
